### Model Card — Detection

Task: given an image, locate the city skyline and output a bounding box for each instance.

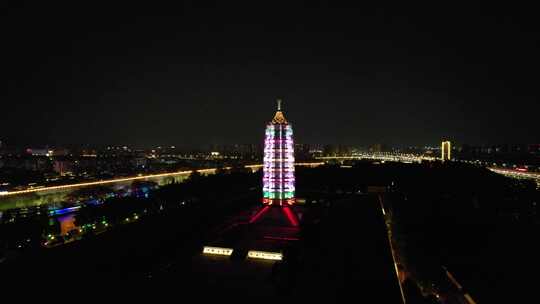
[2,3,540,148]
[1,3,538,302]
[1,138,539,153]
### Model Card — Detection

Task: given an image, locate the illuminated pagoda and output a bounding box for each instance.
[201,99,300,266]
[262,99,295,206]
[248,99,299,227]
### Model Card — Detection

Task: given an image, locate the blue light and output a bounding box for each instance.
[49,206,81,216]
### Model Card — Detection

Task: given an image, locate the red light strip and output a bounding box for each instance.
[263,236,299,241]
[282,206,299,227]
[249,206,270,224]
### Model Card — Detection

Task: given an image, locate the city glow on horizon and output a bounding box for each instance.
[0,168,218,197]
[0,163,323,198]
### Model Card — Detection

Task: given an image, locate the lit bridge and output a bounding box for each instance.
[316,152,437,164]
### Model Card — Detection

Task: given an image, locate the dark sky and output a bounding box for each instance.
[1,2,539,148]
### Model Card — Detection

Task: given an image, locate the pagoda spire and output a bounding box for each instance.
[272,98,288,124]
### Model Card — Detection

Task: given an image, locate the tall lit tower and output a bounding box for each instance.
[262,99,295,206]
[441,140,451,161]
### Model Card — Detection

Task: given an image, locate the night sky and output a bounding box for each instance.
[2,2,539,148]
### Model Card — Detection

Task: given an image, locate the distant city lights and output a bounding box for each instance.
[0,163,323,197]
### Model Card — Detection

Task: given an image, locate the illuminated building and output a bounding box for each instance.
[262,99,295,206]
[27,148,54,157]
[199,100,301,267]
[58,214,78,236]
[441,141,451,161]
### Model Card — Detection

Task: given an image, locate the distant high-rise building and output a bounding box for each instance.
[323,144,337,156]
[294,143,311,160]
[441,141,451,161]
[262,99,295,206]
[529,144,540,154]
[53,159,74,176]
[27,148,54,157]
[369,143,389,153]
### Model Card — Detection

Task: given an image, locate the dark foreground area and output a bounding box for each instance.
[1,194,402,303]
[0,172,401,303]
[2,163,538,302]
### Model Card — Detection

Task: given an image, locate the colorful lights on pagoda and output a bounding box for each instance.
[262,99,295,206]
